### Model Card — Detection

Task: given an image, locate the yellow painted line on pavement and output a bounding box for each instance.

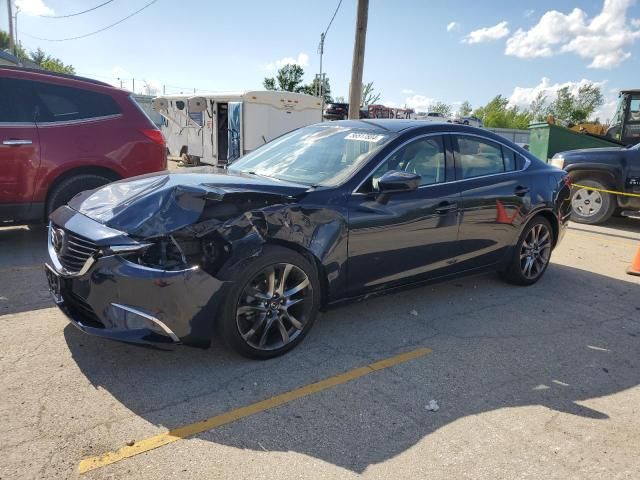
[78,347,432,474]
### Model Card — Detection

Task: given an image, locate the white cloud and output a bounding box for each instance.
[463,21,510,44]
[508,77,607,109]
[400,95,437,112]
[446,21,460,32]
[508,76,618,121]
[401,89,415,94]
[524,9,535,18]
[265,53,309,71]
[505,0,640,69]
[15,0,54,16]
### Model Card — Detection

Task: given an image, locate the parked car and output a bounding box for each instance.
[324,102,350,120]
[551,144,640,224]
[454,116,483,128]
[0,66,166,224]
[46,121,571,359]
[416,112,452,123]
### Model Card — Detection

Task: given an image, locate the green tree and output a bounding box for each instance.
[473,95,532,129]
[301,75,332,102]
[457,100,472,117]
[361,81,381,106]
[529,92,548,122]
[547,84,603,124]
[430,101,452,117]
[263,64,305,92]
[0,30,27,58]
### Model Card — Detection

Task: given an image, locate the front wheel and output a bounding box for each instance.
[500,217,554,286]
[218,246,320,359]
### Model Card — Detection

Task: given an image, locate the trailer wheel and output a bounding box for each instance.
[570,179,616,225]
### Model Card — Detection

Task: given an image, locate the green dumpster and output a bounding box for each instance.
[528,122,622,162]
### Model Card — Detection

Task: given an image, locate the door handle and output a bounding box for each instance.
[514,185,529,197]
[2,139,33,146]
[435,202,458,214]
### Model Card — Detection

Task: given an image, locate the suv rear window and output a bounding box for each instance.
[34,82,120,122]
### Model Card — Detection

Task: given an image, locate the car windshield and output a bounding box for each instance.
[228,125,396,186]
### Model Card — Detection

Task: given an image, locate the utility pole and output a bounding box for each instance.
[348,0,368,120]
[163,85,166,95]
[7,0,15,55]
[318,32,325,121]
[132,78,135,93]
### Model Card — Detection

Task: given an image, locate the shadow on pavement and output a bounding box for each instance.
[0,225,51,315]
[64,262,640,472]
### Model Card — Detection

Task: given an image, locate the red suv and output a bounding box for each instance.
[0,67,166,224]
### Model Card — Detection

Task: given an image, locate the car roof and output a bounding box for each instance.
[0,66,117,89]
[327,119,486,134]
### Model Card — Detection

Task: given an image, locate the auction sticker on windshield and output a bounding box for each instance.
[344,133,386,143]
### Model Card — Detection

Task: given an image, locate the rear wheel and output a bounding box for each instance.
[500,217,554,286]
[218,245,320,359]
[46,174,113,216]
[570,179,615,224]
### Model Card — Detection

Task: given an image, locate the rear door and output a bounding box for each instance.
[0,77,40,219]
[453,134,530,270]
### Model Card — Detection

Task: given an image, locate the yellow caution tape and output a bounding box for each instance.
[572,183,640,198]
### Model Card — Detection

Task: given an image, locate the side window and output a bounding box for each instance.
[363,136,446,191]
[502,147,517,171]
[34,83,120,122]
[455,136,508,179]
[0,78,37,123]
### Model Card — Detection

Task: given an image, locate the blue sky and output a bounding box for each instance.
[5,0,640,119]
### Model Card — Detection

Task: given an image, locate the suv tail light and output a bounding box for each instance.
[140,129,165,146]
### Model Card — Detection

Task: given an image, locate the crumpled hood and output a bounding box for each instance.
[68,168,309,238]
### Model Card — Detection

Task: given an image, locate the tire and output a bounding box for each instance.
[500,216,554,286]
[463,120,469,125]
[218,245,320,359]
[570,179,616,225]
[47,174,113,216]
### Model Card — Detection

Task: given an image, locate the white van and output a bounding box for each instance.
[152,91,322,166]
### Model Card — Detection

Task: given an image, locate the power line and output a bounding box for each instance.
[40,0,116,19]
[323,0,343,37]
[22,0,160,42]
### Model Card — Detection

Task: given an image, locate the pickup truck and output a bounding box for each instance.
[551,144,640,224]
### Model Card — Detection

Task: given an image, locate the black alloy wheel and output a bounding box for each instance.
[218,245,319,359]
[500,217,554,286]
[236,263,312,351]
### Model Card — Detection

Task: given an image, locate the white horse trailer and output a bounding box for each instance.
[152,91,322,165]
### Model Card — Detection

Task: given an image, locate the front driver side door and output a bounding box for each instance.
[346,134,461,294]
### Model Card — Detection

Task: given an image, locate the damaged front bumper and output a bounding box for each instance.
[46,207,229,348]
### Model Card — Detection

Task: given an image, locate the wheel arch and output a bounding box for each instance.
[264,239,330,309]
[566,166,620,190]
[44,166,121,219]
[526,209,559,249]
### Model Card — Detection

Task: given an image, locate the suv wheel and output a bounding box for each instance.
[570,179,615,225]
[47,174,113,215]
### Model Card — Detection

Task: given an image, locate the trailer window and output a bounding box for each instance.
[229,126,396,186]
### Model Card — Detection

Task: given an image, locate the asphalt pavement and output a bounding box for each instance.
[1,218,639,479]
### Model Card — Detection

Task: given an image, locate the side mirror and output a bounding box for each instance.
[378,170,420,194]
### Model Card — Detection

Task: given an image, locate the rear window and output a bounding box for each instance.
[34,82,120,122]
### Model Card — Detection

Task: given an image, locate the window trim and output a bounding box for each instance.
[35,113,123,127]
[352,131,530,195]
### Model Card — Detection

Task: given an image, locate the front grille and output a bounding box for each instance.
[52,226,99,274]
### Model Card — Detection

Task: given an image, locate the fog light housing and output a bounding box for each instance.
[108,303,179,342]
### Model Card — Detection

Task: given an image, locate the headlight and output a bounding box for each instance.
[550,155,565,169]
